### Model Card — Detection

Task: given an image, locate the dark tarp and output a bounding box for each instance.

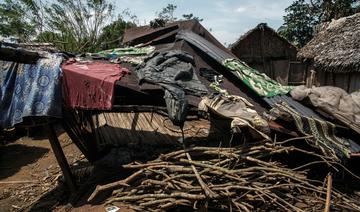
[136,50,208,125]
[137,50,208,96]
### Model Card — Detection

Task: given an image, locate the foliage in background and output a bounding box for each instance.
[182,13,204,22]
[0,1,204,52]
[0,0,136,52]
[311,0,359,22]
[278,0,318,47]
[43,0,114,52]
[0,0,37,40]
[97,17,136,50]
[156,4,178,23]
[0,1,206,52]
[152,3,203,26]
[279,0,359,47]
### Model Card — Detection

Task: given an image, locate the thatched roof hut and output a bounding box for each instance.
[298,13,360,73]
[298,13,360,92]
[230,23,304,85]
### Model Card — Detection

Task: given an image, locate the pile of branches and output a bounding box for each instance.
[89,141,360,211]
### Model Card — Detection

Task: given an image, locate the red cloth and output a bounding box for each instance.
[62,61,129,110]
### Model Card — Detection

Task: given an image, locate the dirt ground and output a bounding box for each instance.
[0,130,85,211]
[0,128,137,212]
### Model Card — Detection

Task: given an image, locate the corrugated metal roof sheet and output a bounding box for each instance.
[176,30,235,62]
[263,95,322,119]
[92,112,227,148]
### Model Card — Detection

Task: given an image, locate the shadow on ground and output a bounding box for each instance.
[26,163,127,211]
[0,144,49,180]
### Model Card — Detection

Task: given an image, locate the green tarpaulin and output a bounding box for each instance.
[95,46,155,59]
[223,59,293,97]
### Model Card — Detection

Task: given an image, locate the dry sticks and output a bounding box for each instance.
[89,143,360,211]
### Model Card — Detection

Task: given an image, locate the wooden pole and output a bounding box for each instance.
[324,173,333,212]
[47,123,77,193]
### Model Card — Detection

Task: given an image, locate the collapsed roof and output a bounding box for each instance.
[123,20,230,53]
[121,20,360,159]
[122,20,267,113]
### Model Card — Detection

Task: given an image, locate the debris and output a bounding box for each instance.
[11,205,20,209]
[271,101,352,160]
[43,170,50,181]
[89,142,360,211]
[324,174,333,212]
[105,205,120,212]
[0,180,38,184]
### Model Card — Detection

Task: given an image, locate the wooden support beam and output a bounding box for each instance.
[61,121,95,163]
[47,123,77,193]
[0,42,41,64]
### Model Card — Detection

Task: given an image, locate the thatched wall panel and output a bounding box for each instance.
[230,24,300,85]
[271,60,289,85]
[349,73,360,92]
[313,68,360,93]
[92,112,224,148]
[288,62,306,85]
[334,74,349,91]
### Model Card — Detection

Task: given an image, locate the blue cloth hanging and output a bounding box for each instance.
[0,53,63,128]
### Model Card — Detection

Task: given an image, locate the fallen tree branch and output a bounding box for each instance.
[324,173,333,212]
[88,169,143,202]
[87,142,360,211]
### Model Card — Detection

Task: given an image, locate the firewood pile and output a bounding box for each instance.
[89,140,360,211]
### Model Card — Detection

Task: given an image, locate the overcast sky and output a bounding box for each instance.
[115,0,294,45]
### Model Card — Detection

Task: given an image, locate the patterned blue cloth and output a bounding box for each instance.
[0,53,63,128]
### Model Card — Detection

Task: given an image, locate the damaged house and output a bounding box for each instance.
[2,19,360,211]
[298,13,360,93]
[230,23,305,85]
[68,19,272,160]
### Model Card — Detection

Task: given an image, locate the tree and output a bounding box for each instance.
[152,4,204,26]
[97,17,135,50]
[0,0,37,41]
[121,8,140,26]
[310,0,358,21]
[182,13,203,22]
[156,4,177,23]
[278,0,318,47]
[279,0,359,47]
[44,0,114,52]
[0,0,120,52]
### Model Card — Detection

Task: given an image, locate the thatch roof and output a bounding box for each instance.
[229,23,297,51]
[298,13,360,73]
